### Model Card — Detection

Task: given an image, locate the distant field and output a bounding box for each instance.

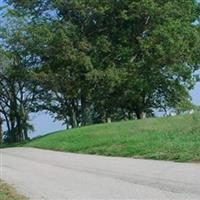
[0,180,28,200]
[23,112,200,162]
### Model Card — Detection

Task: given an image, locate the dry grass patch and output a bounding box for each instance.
[0,180,28,200]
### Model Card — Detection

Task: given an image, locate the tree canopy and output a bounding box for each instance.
[0,0,200,142]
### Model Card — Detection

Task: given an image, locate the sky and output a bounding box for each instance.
[30,112,64,138]
[0,0,200,137]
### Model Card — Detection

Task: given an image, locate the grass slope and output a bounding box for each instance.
[25,113,200,162]
[0,180,28,200]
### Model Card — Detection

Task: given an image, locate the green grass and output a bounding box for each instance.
[0,180,28,200]
[22,112,200,162]
[0,141,28,149]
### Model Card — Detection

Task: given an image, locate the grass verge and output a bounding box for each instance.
[0,180,28,200]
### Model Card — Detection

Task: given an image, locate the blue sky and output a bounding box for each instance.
[0,0,200,137]
[190,82,200,105]
[30,112,64,138]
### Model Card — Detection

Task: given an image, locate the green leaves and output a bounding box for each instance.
[1,0,200,131]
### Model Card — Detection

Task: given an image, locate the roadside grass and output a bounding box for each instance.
[0,141,28,149]
[22,112,200,162]
[0,180,28,200]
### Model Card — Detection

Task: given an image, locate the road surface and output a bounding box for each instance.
[0,147,200,199]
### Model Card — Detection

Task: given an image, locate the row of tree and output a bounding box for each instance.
[0,0,200,143]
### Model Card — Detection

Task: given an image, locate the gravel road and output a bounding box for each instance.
[0,147,200,199]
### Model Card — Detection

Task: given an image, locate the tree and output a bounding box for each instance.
[51,0,200,118]
[0,50,37,142]
[0,114,3,143]
[23,20,94,128]
[0,13,40,142]
[5,0,200,126]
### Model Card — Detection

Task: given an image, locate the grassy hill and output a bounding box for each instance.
[24,112,200,162]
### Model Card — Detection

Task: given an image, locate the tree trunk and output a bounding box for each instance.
[71,110,78,128]
[0,115,3,144]
[104,110,111,123]
[81,92,87,126]
[3,111,11,142]
[128,112,133,120]
[16,113,23,141]
[101,110,107,123]
[23,129,29,140]
[9,111,16,143]
[135,107,142,119]
[71,100,78,128]
[107,117,111,123]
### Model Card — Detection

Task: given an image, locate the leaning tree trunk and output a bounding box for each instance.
[21,105,29,140]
